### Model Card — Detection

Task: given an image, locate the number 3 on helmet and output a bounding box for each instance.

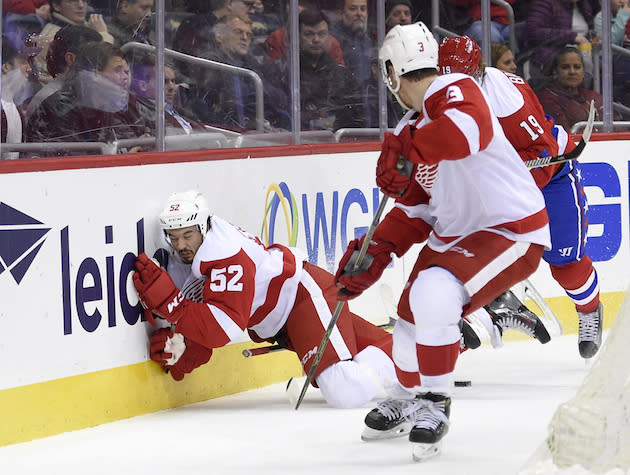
[378,22,439,95]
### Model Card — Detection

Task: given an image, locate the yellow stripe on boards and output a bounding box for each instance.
[0,341,302,447]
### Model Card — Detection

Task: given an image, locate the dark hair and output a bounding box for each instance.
[47,25,103,78]
[73,42,125,72]
[549,45,584,74]
[299,9,329,28]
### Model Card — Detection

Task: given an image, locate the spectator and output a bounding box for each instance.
[266,9,364,131]
[24,25,103,123]
[1,40,30,159]
[248,0,283,60]
[172,0,254,60]
[3,0,49,15]
[447,0,516,47]
[186,13,278,131]
[536,45,616,132]
[331,0,373,85]
[32,0,114,85]
[106,0,155,47]
[263,0,345,65]
[526,0,594,85]
[491,41,517,73]
[385,0,412,32]
[594,0,630,105]
[26,41,151,155]
[131,55,208,135]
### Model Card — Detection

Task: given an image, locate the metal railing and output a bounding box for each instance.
[120,42,265,132]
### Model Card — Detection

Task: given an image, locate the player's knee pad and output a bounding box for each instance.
[316,358,382,409]
[409,266,468,328]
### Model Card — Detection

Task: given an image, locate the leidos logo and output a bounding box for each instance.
[0,202,51,284]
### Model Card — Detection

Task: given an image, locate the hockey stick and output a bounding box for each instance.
[241,317,398,358]
[524,100,595,170]
[293,195,391,410]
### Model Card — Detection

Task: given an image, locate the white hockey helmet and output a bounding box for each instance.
[159,190,211,237]
[379,22,439,94]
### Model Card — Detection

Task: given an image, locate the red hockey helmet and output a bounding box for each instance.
[438,36,482,78]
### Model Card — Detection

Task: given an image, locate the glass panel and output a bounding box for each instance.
[1,0,408,157]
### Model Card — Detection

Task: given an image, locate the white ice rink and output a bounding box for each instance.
[0,333,614,475]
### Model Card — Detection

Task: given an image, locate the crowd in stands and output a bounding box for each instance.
[1,0,629,158]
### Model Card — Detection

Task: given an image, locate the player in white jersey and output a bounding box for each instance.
[133,190,398,409]
[334,22,550,461]
[439,36,603,359]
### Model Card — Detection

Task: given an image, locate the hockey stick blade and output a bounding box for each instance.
[524,100,595,170]
[293,195,391,410]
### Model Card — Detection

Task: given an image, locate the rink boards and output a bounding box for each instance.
[0,137,629,446]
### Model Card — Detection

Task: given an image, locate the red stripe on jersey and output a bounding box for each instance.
[249,244,298,326]
[410,76,494,164]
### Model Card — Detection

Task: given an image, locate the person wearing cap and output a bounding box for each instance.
[385,0,412,32]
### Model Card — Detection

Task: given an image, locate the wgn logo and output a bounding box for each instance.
[0,202,51,284]
[261,182,382,272]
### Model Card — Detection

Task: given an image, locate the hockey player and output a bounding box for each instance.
[439,36,603,359]
[334,22,551,460]
[133,190,397,409]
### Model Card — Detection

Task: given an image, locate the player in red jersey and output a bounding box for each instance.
[334,22,550,461]
[439,36,603,360]
[133,190,397,409]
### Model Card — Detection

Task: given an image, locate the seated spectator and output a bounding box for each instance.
[526,0,594,86]
[131,55,209,135]
[248,0,283,60]
[172,0,254,58]
[186,13,285,131]
[594,0,630,105]
[32,0,114,85]
[263,0,345,65]
[106,0,155,47]
[265,9,364,131]
[26,41,151,155]
[330,0,373,85]
[491,41,517,73]
[385,0,412,32]
[447,0,516,47]
[1,39,31,159]
[536,45,619,132]
[23,24,103,123]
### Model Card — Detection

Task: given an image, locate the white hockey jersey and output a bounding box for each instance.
[166,216,306,349]
[390,73,551,253]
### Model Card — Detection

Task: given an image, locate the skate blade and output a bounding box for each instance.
[411,441,442,462]
[361,423,411,441]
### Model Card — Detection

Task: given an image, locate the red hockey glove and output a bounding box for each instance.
[149,327,213,381]
[133,252,184,324]
[334,237,395,300]
[376,129,415,198]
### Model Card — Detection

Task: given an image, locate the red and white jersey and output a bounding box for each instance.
[481,67,562,188]
[392,73,550,253]
[168,215,306,349]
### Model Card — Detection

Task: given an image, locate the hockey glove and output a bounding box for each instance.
[376,129,415,198]
[133,252,184,325]
[334,236,395,300]
[149,327,213,381]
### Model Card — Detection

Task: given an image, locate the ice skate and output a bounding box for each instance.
[361,397,416,441]
[578,302,603,359]
[485,290,551,344]
[408,392,451,462]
